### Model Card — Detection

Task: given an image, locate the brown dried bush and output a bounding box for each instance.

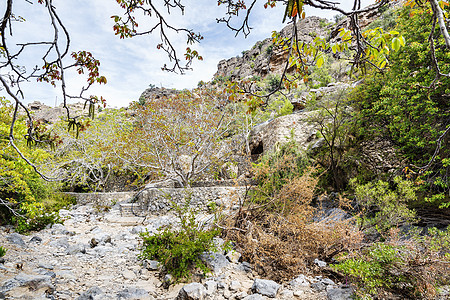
[222,167,363,281]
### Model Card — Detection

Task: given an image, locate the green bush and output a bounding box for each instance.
[0,98,71,232]
[265,74,281,93]
[333,243,400,296]
[333,227,450,299]
[350,176,417,234]
[139,198,222,281]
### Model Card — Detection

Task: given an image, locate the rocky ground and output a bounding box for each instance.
[0,202,353,300]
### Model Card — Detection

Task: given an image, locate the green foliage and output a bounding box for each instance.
[307,88,353,190]
[366,6,399,31]
[350,176,417,233]
[139,198,221,281]
[319,18,329,28]
[0,98,69,232]
[265,74,281,93]
[0,246,6,257]
[308,54,333,88]
[333,227,450,298]
[265,44,274,55]
[333,243,406,297]
[250,136,310,205]
[352,4,450,206]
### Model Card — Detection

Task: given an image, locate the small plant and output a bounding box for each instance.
[350,176,417,234]
[319,19,329,28]
[265,44,274,55]
[0,246,6,257]
[265,74,281,93]
[139,196,221,281]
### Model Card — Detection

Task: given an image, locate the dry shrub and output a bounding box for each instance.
[222,167,363,282]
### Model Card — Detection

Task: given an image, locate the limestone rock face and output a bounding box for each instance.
[214,16,331,82]
[248,111,317,158]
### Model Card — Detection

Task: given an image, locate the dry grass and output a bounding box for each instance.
[222,167,363,281]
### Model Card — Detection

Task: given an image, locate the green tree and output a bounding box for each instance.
[353,3,450,206]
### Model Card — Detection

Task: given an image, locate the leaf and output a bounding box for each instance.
[392,38,401,51]
[316,55,324,68]
[399,36,406,47]
[331,44,337,54]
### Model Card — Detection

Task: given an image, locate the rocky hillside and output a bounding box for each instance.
[214,16,332,81]
[0,195,353,300]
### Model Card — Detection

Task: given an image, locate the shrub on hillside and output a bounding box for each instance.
[350,176,417,234]
[333,227,450,299]
[139,197,222,281]
[222,144,363,281]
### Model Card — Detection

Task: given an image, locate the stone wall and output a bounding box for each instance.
[67,186,248,216]
[136,186,247,215]
[66,192,135,207]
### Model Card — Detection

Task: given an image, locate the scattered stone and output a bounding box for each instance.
[29,236,43,243]
[2,273,54,293]
[226,250,241,263]
[223,289,232,299]
[239,262,252,273]
[77,286,104,300]
[176,282,206,300]
[229,280,241,291]
[54,237,70,249]
[243,295,265,300]
[314,258,327,268]
[144,260,160,271]
[6,233,26,248]
[66,243,86,255]
[123,270,137,280]
[200,252,229,272]
[163,274,174,288]
[280,289,294,298]
[321,278,335,285]
[117,287,150,299]
[235,291,248,299]
[311,282,326,292]
[90,233,112,248]
[38,263,54,270]
[217,281,227,289]
[205,280,217,295]
[327,286,354,300]
[131,226,145,234]
[290,274,310,288]
[251,279,280,298]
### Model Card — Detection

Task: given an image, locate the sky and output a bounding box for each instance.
[0,0,374,108]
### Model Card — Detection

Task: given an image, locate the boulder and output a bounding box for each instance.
[199,252,229,273]
[2,273,54,294]
[77,286,104,300]
[248,112,317,159]
[176,282,206,300]
[251,279,280,298]
[327,286,354,300]
[6,233,26,248]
